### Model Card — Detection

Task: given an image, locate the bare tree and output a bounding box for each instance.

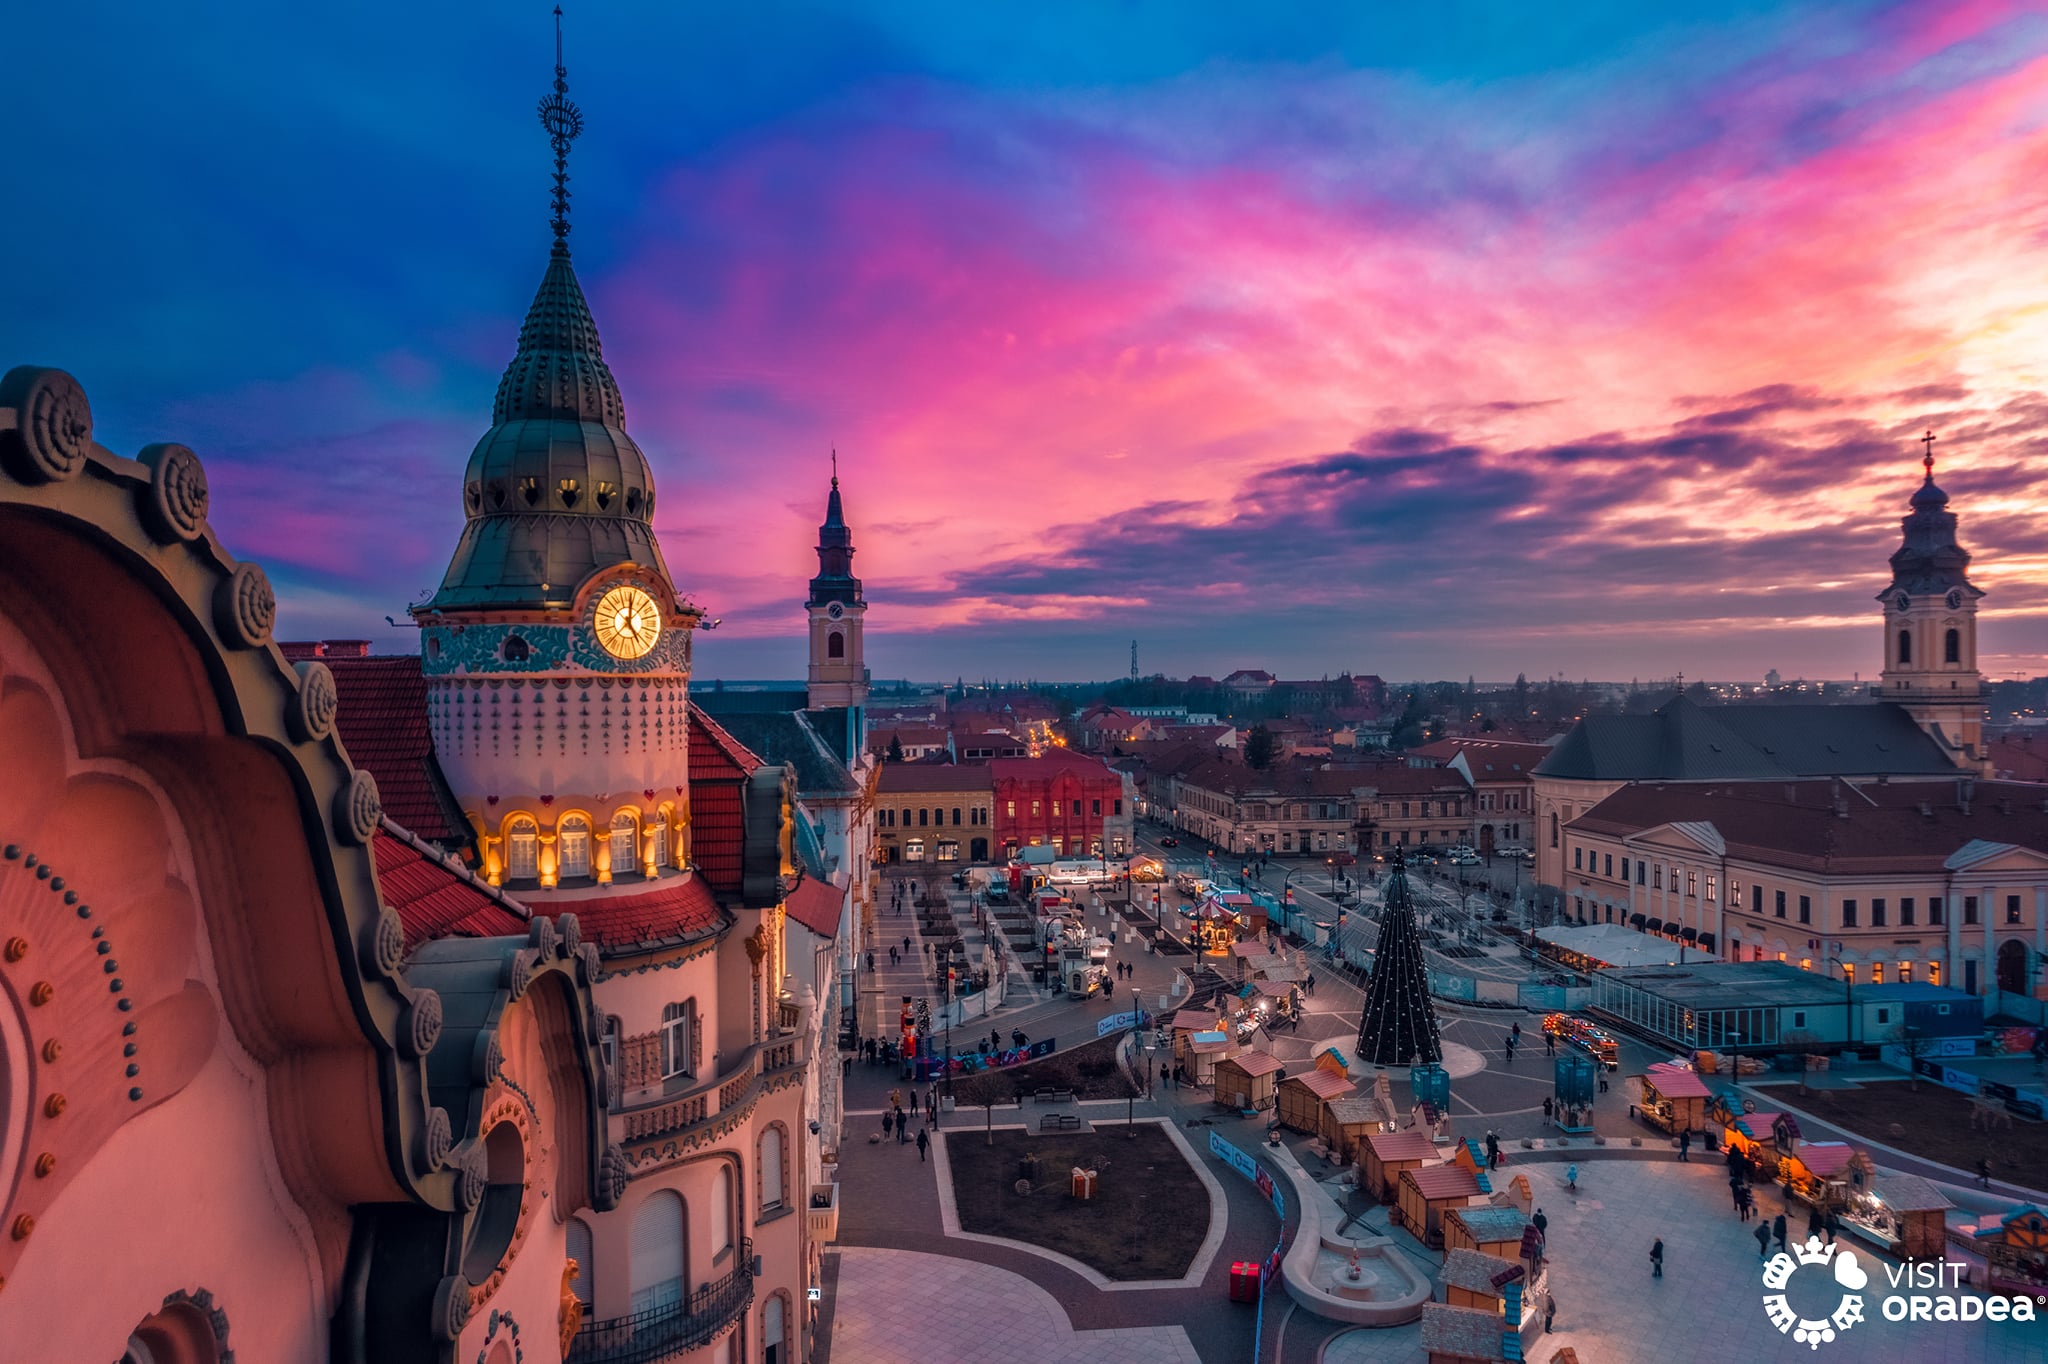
[1781,1029,1827,1097]
[1890,1024,1935,1092]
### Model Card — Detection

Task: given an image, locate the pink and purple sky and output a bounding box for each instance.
[9,2,2048,682]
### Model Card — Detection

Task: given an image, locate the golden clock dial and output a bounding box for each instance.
[593,584,662,659]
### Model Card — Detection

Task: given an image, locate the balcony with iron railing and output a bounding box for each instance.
[618,1037,806,1149]
[566,1240,755,1364]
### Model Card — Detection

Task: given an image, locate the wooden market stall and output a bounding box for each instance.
[1397,1163,1484,1248]
[1169,1007,1222,1071]
[1442,1205,1533,1260]
[1185,1029,1235,1086]
[1361,1130,1438,1203]
[1313,1043,1354,1079]
[1840,1174,1954,1260]
[1719,1111,1785,1179]
[1277,1067,1356,1136]
[1987,1205,2048,1299]
[1215,1049,1284,1112]
[1322,1094,1383,1163]
[1438,1248,1524,1311]
[1778,1139,1858,1210]
[1634,1062,1711,1135]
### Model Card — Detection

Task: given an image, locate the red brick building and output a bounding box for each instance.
[992,751,1137,858]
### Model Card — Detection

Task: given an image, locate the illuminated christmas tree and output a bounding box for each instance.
[1357,849,1443,1065]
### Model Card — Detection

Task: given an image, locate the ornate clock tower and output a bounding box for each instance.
[806,460,868,723]
[1878,433,1989,775]
[413,35,699,888]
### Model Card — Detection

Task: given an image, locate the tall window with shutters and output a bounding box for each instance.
[759,1124,786,1211]
[628,1191,685,1314]
[661,1000,696,1080]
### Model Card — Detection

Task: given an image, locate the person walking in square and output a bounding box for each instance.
[1754,1221,1771,1259]
[1649,1239,1663,1278]
[1808,1206,1825,1244]
[1544,1296,1556,1334]
[1486,1133,1501,1170]
[916,1127,930,1162]
[1532,1207,1548,1251]
[1730,1181,1746,1217]
[1546,1032,1556,1056]
[1773,1213,1788,1253]
[1678,1130,1691,1162]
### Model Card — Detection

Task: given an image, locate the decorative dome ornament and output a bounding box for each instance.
[538,5,583,260]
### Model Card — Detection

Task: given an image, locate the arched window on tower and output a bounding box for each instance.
[828,630,845,659]
[559,815,591,879]
[506,817,539,882]
[1945,628,1960,664]
[1897,629,1912,665]
[610,811,640,876]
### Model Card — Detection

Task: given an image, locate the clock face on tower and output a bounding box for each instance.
[593,584,662,659]
[827,601,845,620]
[1894,592,1910,613]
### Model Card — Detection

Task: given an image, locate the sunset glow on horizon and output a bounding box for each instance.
[10,2,2048,682]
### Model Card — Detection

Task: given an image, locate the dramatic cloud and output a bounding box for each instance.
[8,1,2048,680]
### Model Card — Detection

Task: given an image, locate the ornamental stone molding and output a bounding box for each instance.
[0,366,91,483]
[136,442,209,543]
[0,364,620,1360]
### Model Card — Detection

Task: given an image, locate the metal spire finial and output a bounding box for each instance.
[831,446,839,490]
[538,5,584,257]
[1921,428,1937,480]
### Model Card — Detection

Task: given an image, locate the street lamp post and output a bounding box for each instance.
[1130,983,1144,1130]
[1327,856,1337,891]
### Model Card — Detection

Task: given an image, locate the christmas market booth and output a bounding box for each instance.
[1777,1133,1859,1210]
[1987,1205,2048,1299]
[1443,1205,1533,1260]
[1717,1108,1786,1179]
[1215,1049,1284,1112]
[1185,1029,1236,1086]
[1169,1006,1223,1069]
[1633,1061,1711,1135]
[1396,1163,1484,1248]
[1841,1174,1954,1260]
[1277,1066,1357,1137]
[1322,1094,1383,1163]
[1361,1129,1438,1203]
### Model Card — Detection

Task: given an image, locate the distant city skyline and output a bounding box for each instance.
[10,3,2048,683]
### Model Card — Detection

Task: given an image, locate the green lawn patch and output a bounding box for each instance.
[944,1124,1207,1280]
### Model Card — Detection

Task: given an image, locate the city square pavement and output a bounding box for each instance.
[834,862,2043,1364]
[1311,1159,2042,1364]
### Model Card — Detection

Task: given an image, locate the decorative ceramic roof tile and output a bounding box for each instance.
[374,819,528,948]
[320,653,471,844]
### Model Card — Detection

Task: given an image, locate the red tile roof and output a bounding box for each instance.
[1404,1164,1482,1200]
[1366,1131,1438,1163]
[1221,1050,1285,1077]
[784,876,843,939]
[323,654,469,844]
[374,820,527,949]
[689,707,762,896]
[565,875,724,949]
[1285,1069,1356,1100]
[878,762,993,794]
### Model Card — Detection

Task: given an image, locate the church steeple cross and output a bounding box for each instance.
[1921,428,1937,479]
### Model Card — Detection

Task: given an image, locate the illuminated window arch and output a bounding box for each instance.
[506,816,539,882]
[559,815,592,879]
[610,810,640,875]
[828,631,845,659]
[649,812,669,869]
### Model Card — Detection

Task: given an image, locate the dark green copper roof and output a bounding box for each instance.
[425,253,669,612]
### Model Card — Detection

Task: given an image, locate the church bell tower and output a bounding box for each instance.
[806,458,868,721]
[1878,433,1988,774]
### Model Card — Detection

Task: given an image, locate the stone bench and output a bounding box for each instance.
[1032,1087,1077,1104]
[1039,1113,1083,1132]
